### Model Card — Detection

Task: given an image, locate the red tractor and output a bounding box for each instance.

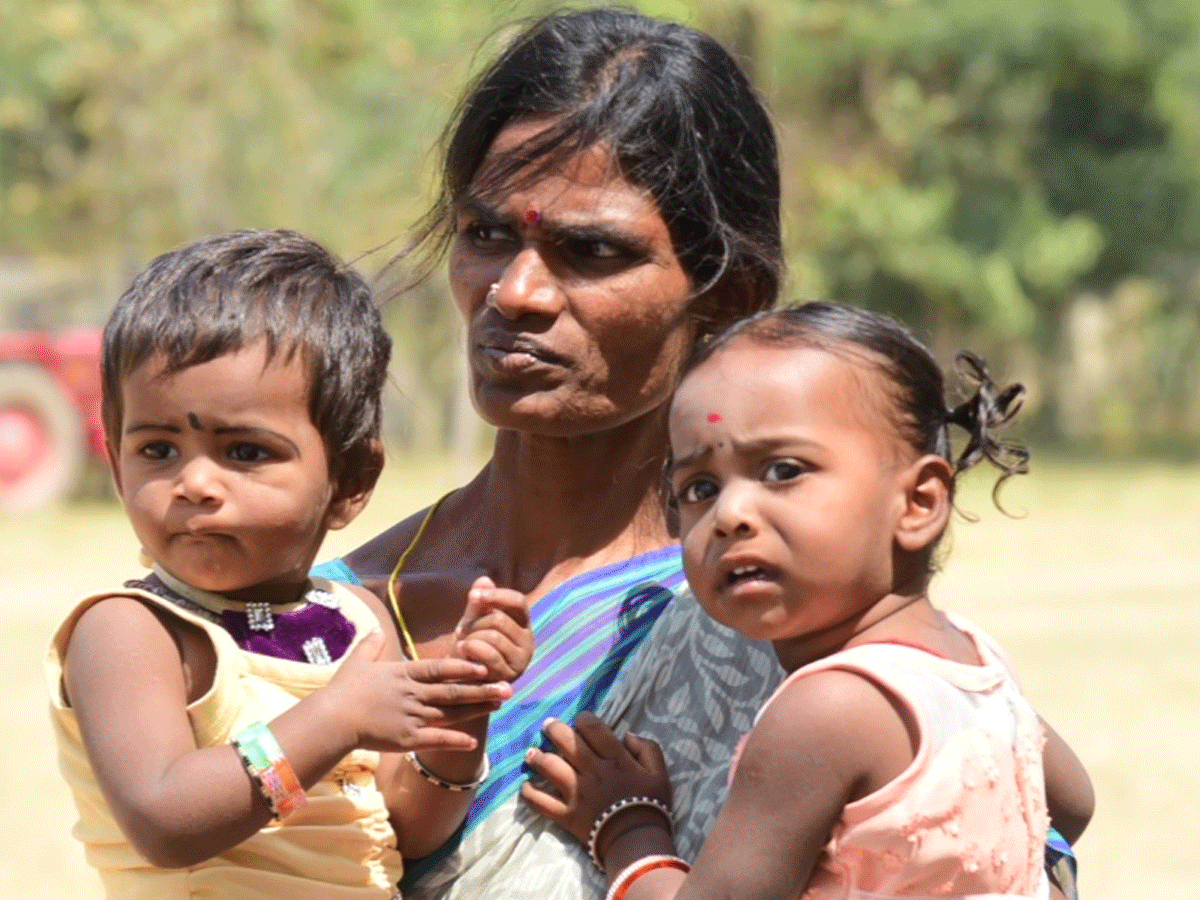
[0,329,107,511]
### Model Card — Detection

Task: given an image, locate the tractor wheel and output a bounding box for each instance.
[0,363,86,512]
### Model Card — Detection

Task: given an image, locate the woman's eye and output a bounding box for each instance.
[677,477,718,504]
[568,238,624,260]
[228,443,272,464]
[763,459,805,483]
[464,221,515,246]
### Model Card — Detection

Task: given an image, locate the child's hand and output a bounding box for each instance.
[326,628,513,754]
[520,711,672,852]
[451,576,533,683]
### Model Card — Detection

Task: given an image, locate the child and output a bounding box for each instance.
[521,302,1093,900]
[46,229,533,899]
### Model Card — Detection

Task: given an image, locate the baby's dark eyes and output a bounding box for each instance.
[227,443,272,464]
[676,477,718,504]
[137,440,176,461]
[763,459,805,482]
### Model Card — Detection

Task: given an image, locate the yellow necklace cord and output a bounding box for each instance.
[387,491,453,661]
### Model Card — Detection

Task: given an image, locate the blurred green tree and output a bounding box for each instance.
[3,0,1199,452]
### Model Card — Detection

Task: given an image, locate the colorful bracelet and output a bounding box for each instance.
[604,854,690,900]
[587,795,673,870]
[232,721,307,819]
[406,750,490,792]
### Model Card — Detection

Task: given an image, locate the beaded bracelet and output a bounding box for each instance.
[604,854,690,900]
[406,750,490,792]
[587,795,673,871]
[231,721,307,819]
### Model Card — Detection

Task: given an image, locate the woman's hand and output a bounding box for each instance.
[451,575,534,682]
[521,711,674,863]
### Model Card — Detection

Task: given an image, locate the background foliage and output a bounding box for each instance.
[3,0,1199,454]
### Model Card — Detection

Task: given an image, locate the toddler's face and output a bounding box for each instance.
[111,341,341,603]
[667,341,915,666]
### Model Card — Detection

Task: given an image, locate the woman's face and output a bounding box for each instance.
[448,119,699,437]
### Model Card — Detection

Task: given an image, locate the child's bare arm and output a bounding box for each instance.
[381,576,534,858]
[65,593,508,869]
[523,670,909,900]
[1041,715,1093,845]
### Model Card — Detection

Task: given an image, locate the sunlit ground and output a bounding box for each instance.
[4,455,1196,899]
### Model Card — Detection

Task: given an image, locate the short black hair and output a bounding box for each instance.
[408,6,782,335]
[102,229,392,488]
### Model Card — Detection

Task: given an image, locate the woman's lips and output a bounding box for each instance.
[474,332,568,375]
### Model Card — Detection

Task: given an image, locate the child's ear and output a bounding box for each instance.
[894,454,954,552]
[326,440,385,531]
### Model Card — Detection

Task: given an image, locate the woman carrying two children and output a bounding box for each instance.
[319,7,1091,900]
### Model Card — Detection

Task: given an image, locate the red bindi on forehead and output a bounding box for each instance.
[707,412,722,423]
[523,207,541,226]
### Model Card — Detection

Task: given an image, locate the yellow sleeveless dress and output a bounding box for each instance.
[45,577,403,900]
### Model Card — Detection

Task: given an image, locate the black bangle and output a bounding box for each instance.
[406,751,489,792]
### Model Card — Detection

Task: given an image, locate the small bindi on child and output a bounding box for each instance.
[187,412,203,431]
[523,207,541,226]
[707,412,722,423]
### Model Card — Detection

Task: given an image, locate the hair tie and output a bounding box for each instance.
[944,351,1030,503]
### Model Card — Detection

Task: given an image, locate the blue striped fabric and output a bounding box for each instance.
[313,548,687,889]
[402,545,685,888]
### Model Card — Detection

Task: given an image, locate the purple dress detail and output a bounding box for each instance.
[220,604,355,663]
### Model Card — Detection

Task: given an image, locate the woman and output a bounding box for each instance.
[315,9,782,899]
[318,8,1078,900]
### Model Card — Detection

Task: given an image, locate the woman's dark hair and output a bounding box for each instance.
[684,301,1029,503]
[101,229,392,491]
[406,6,782,333]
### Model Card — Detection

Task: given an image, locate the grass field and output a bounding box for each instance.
[3,456,1196,899]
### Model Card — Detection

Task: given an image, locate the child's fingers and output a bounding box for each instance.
[455,576,500,637]
[539,716,591,764]
[623,732,667,773]
[424,698,505,726]
[519,779,571,823]
[456,628,529,680]
[403,727,481,753]
[457,580,530,637]
[573,710,627,760]
[523,744,580,792]
[414,677,512,708]
[457,608,528,644]
[455,636,506,673]
[403,656,489,684]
